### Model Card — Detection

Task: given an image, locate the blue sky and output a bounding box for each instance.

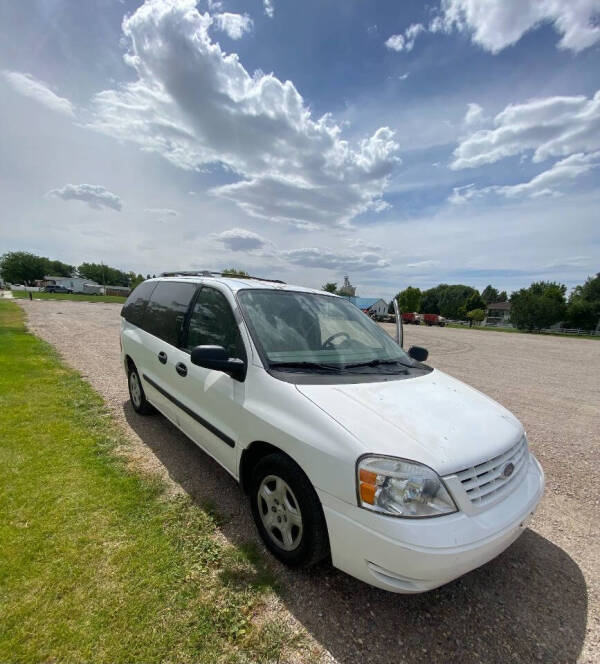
[1,0,599,298]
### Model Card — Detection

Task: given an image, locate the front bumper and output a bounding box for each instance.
[318,453,544,593]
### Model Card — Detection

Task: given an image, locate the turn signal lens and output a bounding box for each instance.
[359,482,376,504]
[359,469,377,484]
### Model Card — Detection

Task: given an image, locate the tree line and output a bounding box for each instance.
[324,275,600,332]
[389,277,599,331]
[0,252,254,290]
[0,251,151,288]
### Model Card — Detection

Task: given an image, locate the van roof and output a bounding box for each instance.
[150,272,331,296]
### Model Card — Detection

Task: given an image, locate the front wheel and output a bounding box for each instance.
[250,453,329,568]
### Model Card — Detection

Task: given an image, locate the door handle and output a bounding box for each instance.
[175,362,187,377]
[158,351,167,364]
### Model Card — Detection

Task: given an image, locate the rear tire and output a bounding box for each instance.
[250,453,330,568]
[128,364,154,415]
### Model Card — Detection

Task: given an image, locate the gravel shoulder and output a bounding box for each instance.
[19,300,599,663]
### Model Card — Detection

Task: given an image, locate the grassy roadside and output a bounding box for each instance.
[0,300,306,663]
[447,323,600,340]
[10,290,127,304]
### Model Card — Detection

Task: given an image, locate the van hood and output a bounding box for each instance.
[296,369,523,476]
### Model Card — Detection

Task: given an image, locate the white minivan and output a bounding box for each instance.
[120,273,544,593]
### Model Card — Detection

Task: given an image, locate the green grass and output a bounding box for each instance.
[447,323,600,340]
[0,300,304,663]
[10,290,127,304]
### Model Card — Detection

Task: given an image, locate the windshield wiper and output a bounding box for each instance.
[269,361,343,372]
[343,359,412,370]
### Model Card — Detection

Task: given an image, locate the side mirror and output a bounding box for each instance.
[408,345,428,362]
[190,345,246,381]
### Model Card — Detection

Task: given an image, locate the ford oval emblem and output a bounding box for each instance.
[502,462,515,479]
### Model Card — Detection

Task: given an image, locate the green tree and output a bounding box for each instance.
[481,285,499,304]
[438,285,480,319]
[467,308,486,327]
[0,251,46,285]
[0,251,75,284]
[128,272,145,289]
[322,282,338,293]
[222,268,250,277]
[420,286,443,314]
[77,262,130,287]
[565,273,600,330]
[510,281,567,331]
[465,291,486,311]
[47,259,75,277]
[396,286,421,313]
[497,290,508,302]
[565,298,597,330]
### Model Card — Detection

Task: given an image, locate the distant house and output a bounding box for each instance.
[485,301,511,325]
[43,275,99,293]
[345,296,389,318]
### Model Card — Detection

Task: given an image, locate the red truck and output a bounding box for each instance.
[422,313,446,327]
[401,312,420,325]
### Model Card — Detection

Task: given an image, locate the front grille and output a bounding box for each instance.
[455,436,528,507]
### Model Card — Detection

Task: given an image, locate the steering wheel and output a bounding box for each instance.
[322,331,351,350]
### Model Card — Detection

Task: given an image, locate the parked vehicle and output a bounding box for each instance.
[422,313,446,327]
[401,312,420,325]
[120,273,544,593]
[43,285,73,293]
[83,283,105,295]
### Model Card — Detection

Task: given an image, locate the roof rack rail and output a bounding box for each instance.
[159,270,285,284]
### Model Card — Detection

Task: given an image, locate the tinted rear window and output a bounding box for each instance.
[144,281,198,346]
[121,280,157,328]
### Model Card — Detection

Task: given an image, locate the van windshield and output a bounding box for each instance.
[237,289,413,373]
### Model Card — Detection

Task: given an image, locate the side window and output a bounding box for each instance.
[121,280,157,328]
[185,287,245,358]
[144,281,198,346]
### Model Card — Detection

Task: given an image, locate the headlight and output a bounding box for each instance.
[357,455,457,518]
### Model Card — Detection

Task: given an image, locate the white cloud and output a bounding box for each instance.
[385,34,406,51]
[406,259,440,269]
[385,23,425,52]
[450,151,600,202]
[543,255,591,269]
[88,0,399,229]
[264,0,274,18]
[463,102,484,126]
[214,227,268,251]
[346,237,383,252]
[448,183,478,204]
[47,184,122,210]
[452,90,600,169]
[398,72,410,81]
[212,228,389,271]
[281,247,389,271]
[213,12,253,40]
[2,71,74,116]
[434,0,600,53]
[144,207,179,216]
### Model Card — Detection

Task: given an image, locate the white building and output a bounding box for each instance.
[345,296,389,318]
[485,301,511,326]
[44,275,99,293]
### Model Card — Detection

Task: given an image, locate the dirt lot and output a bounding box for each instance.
[18,300,600,663]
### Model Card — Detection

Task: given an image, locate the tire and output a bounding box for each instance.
[250,453,330,568]
[127,363,154,415]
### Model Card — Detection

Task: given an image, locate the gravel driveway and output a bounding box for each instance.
[18,300,599,663]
